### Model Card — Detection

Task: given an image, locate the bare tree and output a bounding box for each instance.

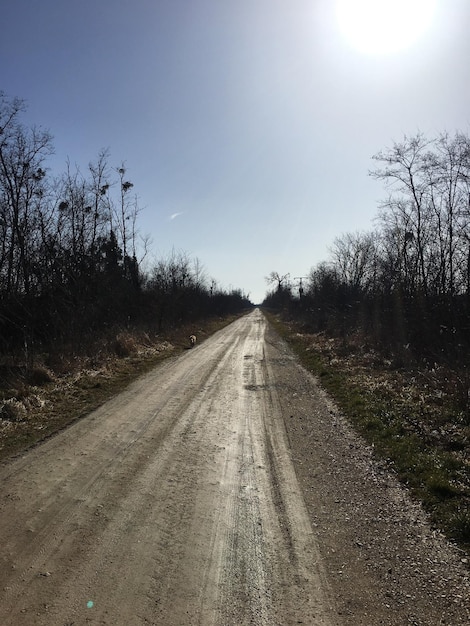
[265,271,290,291]
[330,231,378,292]
[371,133,434,296]
[372,132,470,299]
[432,132,470,296]
[0,93,53,295]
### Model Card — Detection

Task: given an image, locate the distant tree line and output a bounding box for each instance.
[0,93,251,363]
[263,131,470,365]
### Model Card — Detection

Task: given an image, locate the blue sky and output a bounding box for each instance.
[2,0,469,303]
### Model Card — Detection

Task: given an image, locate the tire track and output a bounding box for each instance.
[0,310,338,625]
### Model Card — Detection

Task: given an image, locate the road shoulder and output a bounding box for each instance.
[264,320,470,625]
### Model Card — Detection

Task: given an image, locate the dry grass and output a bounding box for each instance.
[0,314,241,463]
[266,312,470,555]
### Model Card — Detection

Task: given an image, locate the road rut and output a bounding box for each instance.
[1,309,469,625]
[0,310,334,625]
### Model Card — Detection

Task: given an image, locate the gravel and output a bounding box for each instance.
[264,321,470,625]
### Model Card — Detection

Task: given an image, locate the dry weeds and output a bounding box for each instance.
[0,315,240,462]
[268,315,470,555]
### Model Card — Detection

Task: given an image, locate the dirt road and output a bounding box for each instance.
[0,310,468,625]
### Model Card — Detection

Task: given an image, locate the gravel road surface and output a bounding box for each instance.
[0,309,468,625]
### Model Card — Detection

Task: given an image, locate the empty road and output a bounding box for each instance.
[0,310,468,625]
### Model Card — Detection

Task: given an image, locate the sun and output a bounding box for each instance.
[335,0,437,55]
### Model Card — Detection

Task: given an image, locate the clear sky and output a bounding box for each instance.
[2,0,469,303]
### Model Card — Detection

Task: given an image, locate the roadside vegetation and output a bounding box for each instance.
[0,313,243,462]
[263,131,470,556]
[0,92,252,459]
[266,312,470,556]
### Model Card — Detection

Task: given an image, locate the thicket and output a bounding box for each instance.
[264,132,470,367]
[0,93,251,370]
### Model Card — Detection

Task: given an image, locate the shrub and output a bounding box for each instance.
[113,332,137,357]
[0,399,27,422]
[26,366,54,386]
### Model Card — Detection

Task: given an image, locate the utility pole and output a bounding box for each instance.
[294,276,308,299]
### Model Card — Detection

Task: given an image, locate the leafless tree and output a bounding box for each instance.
[330,231,379,292]
[265,271,290,291]
[371,133,434,296]
[0,93,53,295]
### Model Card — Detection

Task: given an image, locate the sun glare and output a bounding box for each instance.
[336,0,437,55]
